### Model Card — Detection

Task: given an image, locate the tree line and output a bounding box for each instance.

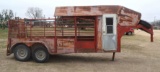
[151,20,160,29]
[0,9,14,29]
[0,7,44,29]
[152,20,160,26]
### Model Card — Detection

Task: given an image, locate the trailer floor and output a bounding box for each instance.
[0,30,160,72]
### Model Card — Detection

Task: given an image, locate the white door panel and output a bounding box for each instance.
[102,14,117,51]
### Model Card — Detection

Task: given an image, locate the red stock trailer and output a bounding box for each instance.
[7,5,153,63]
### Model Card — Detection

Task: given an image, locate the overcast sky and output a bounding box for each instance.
[0,0,159,22]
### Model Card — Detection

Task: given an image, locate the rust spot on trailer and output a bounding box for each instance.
[57,38,74,49]
[55,5,121,16]
[97,17,102,50]
[54,5,141,27]
[118,7,141,26]
[55,7,68,15]
[98,6,119,13]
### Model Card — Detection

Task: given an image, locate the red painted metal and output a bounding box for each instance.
[6,18,153,60]
[74,16,77,53]
[7,21,11,55]
[151,26,153,42]
[136,25,153,35]
[116,23,154,52]
[136,24,154,42]
[76,41,94,48]
[24,18,55,20]
[7,18,153,54]
[95,17,98,52]
[30,21,32,40]
[6,5,153,62]
[54,17,57,53]
[44,21,46,37]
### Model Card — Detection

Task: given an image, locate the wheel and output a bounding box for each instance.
[32,46,49,63]
[13,44,31,61]
[127,32,132,35]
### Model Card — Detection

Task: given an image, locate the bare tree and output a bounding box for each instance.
[0,9,14,29]
[1,9,14,20]
[26,7,43,19]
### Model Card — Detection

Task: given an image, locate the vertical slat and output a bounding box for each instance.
[7,20,11,55]
[17,20,20,38]
[44,21,46,38]
[95,17,98,52]
[30,21,32,40]
[54,16,57,53]
[74,16,77,53]
[151,26,153,42]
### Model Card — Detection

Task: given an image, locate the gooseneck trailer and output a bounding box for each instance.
[7,5,153,63]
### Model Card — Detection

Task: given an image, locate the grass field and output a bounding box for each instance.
[0,28,8,48]
[0,28,8,39]
[0,29,160,72]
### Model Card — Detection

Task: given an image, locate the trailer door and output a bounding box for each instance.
[102,14,117,51]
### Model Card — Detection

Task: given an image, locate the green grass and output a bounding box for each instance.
[0,28,8,48]
[0,40,6,48]
[0,28,8,39]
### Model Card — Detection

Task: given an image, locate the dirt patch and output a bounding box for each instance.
[0,30,160,72]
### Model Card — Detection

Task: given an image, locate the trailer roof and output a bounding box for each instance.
[54,5,140,16]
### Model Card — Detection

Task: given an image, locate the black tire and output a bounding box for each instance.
[139,20,151,29]
[32,46,49,63]
[13,44,31,61]
[127,32,132,35]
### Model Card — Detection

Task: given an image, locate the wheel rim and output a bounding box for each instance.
[35,50,46,61]
[17,48,28,59]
